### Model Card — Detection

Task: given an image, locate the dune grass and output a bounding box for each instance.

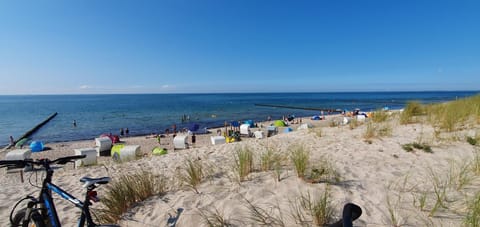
[234,146,254,182]
[464,192,480,227]
[98,171,167,223]
[402,142,432,153]
[305,157,341,184]
[299,188,334,226]
[372,109,390,123]
[244,198,286,226]
[178,159,204,193]
[290,144,310,179]
[400,101,425,124]
[364,122,392,139]
[427,95,480,132]
[198,207,233,227]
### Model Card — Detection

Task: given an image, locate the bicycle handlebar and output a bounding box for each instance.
[0,155,87,168]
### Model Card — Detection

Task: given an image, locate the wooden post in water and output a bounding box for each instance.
[11,112,58,147]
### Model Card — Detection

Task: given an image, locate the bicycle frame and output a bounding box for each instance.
[32,162,97,227]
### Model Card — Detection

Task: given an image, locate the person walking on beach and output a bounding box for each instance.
[157,135,161,144]
[191,133,196,146]
[9,136,15,146]
[120,128,124,136]
[125,128,129,136]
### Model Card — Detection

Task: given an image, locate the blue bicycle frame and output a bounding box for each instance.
[42,182,93,227]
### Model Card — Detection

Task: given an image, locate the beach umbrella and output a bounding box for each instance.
[244,120,254,127]
[311,115,320,120]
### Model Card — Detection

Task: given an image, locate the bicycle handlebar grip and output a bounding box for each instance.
[0,160,26,168]
[54,155,87,164]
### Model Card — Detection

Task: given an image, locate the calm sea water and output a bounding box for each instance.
[0,91,478,147]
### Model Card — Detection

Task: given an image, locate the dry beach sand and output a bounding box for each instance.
[1,113,479,226]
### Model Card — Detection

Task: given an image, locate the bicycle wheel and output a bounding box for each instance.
[11,208,46,227]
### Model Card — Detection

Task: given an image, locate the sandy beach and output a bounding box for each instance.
[1,112,479,226]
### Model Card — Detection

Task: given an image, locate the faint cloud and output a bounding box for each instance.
[79,85,93,89]
[161,84,172,89]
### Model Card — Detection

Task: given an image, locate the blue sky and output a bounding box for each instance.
[0,1,479,94]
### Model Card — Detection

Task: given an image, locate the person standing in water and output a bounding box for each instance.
[73,120,77,127]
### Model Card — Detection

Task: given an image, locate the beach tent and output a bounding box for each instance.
[189,123,200,132]
[100,134,120,144]
[244,120,255,127]
[274,120,286,127]
[231,121,240,127]
[152,147,168,155]
[284,127,293,133]
[188,123,209,134]
[29,141,44,152]
[311,115,321,120]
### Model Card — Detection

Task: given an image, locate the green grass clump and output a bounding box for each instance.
[467,137,477,146]
[400,101,425,124]
[402,143,432,153]
[300,188,334,226]
[464,192,480,227]
[99,171,167,223]
[402,144,414,152]
[260,148,275,172]
[305,157,341,184]
[290,144,310,179]
[235,146,254,182]
[178,159,204,193]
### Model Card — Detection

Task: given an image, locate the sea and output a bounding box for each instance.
[0,91,478,147]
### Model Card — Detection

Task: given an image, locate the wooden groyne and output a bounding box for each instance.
[254,104,343,112]
[10,112,58,148]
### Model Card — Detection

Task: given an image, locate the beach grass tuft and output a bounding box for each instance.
[372,109,389,123]
[198,207,233,227]
[467,136,477,146]
[464,192,480,227]
[299,188,334,226]
[305,156,341,184]
[402,142,432,153]
[290,144,310,179]
[178,158,204,193]
[234,146,254,182]
[473,150,480,176]
[244,198,285,226]
[98,171,167,223]
[364,122,392,139]
[400,101,425,124]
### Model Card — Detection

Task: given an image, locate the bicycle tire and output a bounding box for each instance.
[11,208,46,227]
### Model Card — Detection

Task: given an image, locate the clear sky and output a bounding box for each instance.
[0,1,479,94]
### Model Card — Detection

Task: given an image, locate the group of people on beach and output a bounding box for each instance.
[120,128,129,137]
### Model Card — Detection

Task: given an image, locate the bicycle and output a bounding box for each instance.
[0,155,119,227]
